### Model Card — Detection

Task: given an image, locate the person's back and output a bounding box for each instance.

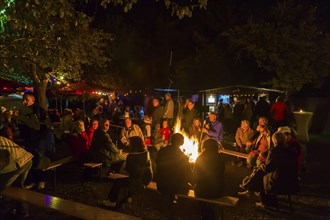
[264,140,299,195]
[193,139,225,198]
[156,133,192,196]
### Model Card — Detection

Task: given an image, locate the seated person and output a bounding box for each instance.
[234,120,254,166]
[120,117,144,148]
[151,123,167,151]
[257,132,300,208]
[99,136,152,207]
[68,120,89,158]
[160,120,171,144]
[193,138,225,219]
[156,133,192,200]
[193,138,225,198]
[246,125,272,168]
[141,115,152,146]
[90,119,126,173]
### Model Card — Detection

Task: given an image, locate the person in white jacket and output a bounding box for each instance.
[0,135,33,217]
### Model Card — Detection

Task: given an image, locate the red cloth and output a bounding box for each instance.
[270,101,287,121]
[68,132,89,157]
[160,127,171,141]
[86,127,96,150]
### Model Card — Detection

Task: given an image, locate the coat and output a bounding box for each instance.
[193,150,225,198]
[90,129,122,165]
[263,143,299,195]
[156,145,192,195]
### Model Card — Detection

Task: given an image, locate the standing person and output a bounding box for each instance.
[13,92,50,190]
[163,93,174,127]
[216,99,225,122]
[151,98,163,129]
[120,117,144,148]
[270,96,288,132]
[1,136,33,218]
[193,138,225,220]
[99,136,152,208]
[90,119,126,174]
[202,112,224,145]
[254,96,270,122]
[156,133,192,200]
[182,99,199,133]
[223,103,233,134]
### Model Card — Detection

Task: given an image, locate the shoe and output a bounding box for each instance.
[37,182,45,190]
[127,197,132,204]
[25,183,36,190]
[237,190,250,196]
[255,202,265,209]
[254,192,260,197]
[99,200,116,207]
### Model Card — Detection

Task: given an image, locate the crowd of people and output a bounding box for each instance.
[0,91,301,219]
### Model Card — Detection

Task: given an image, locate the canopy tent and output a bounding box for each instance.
[0,93,23,111]
[58,82,93,95]
[0,78,30,94]
[199,85,284,96]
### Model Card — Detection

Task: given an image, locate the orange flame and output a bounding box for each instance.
[174,117,199,162]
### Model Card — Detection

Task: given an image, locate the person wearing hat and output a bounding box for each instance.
[256,131,300,209]
[277,126,302,176]
[202,112,224,145]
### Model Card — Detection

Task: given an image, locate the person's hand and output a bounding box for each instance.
[246,141,252,147]
[202,128,208,133]
[205,124,210,130]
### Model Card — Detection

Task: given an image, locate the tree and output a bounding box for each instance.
[225,1,330,94]
[0,0,112,109]
[100,0,208,19]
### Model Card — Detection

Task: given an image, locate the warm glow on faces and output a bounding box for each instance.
[152,99,159,107]
[125,118,132,128]
[92,120,99,129]
[162,120,168,128]
[187,101,194,110]
[23,95,35,106]
[209,114,216,122]
[102,120,110,131]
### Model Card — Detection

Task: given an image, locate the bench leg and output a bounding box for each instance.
[53,168,57,190]
[99,166,102,182]
[288,194,293,212]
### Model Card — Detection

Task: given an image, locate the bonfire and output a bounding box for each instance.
[174,117,200,163]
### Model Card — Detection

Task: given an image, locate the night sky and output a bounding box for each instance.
[80,0,330,92]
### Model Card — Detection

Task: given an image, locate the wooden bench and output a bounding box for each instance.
[177,190,239,220]
[219,149,248,159]
[2,187,140,220]
[108,173,129,180]
[83,162,103,181]
[145,181,238,219]
[42,156,76,189]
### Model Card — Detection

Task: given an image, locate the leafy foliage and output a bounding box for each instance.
[225,1,330,93]
[100,0,208,19]
[0,0,112,85]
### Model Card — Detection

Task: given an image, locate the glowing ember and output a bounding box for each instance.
[174,117,199,162]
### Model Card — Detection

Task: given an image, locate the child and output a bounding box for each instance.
[160,120,171,144]
[141,115,152,146]
[152,123,167,151]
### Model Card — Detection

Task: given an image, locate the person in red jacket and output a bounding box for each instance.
[270,96,288,132]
